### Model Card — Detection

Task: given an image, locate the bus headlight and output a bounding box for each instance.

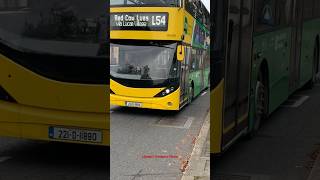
[154,86,177,97]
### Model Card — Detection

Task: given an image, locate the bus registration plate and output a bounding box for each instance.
[125,101,142,107]
[49,127,102,143]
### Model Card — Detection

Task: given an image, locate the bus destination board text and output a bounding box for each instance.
[111,12,168,31]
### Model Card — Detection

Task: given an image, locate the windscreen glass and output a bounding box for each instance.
[110,41,178,81]
[0,0,107,57]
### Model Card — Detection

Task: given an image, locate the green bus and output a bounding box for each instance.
[211,0,320,154]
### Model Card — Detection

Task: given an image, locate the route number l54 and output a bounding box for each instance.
[152,16,166,26]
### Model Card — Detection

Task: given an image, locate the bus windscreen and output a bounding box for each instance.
[110,41,178,81]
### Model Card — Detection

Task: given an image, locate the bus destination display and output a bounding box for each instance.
[110,12,168,31]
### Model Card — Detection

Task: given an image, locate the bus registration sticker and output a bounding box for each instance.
[125,101,142,108]
[48,127,102,143]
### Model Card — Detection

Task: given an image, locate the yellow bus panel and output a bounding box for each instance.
[111,80,180,110]
[211,80,224,154]
[0,54,109,146]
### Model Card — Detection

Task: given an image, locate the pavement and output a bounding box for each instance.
[307,145,320,180]
[181,113,210,180]
[213,84,320,180]
[110,90,210,180]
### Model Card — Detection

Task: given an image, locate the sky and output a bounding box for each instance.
[201,0,210,12]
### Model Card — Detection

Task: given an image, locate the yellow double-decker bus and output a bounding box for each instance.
[110,0,210,111]
[0,0,108,145]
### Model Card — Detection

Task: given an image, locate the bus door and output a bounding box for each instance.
[289,0,303,92]
[223,0,253,149]
[211,0,228,154]
[180,46,190,105]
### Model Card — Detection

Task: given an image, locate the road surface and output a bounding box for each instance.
[213,84,320,180]
[111,90,210,180]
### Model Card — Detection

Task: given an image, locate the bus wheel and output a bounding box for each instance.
[251,72,268,137]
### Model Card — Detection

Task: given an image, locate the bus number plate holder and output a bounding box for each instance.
[49,127,102,143]
[125,101,142,107]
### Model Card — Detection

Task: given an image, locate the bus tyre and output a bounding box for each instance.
[250,72,268,137]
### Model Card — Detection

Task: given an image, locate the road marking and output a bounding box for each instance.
[151,117,194,129]
[183,118,193,129]
[201,91,207,96]
[124,169,179,180]
[0,156,12,163]
[281,95,309,108]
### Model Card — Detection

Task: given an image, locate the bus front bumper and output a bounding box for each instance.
[0,100,109,146]
[110,89,180,111]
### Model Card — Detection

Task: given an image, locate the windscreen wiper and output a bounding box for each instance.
[148,42,175,49]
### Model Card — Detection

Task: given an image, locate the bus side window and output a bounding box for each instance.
[190,49,196,71]
[196,50,201,70]
[199,50,204,69]
[189,49,193,71]
[254,0,277,32]
[185,46,191,68]
[185,0,196,17]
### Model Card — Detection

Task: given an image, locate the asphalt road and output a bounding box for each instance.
[0,139,109,180]
[213,84,320,180]
[110,90,210,180]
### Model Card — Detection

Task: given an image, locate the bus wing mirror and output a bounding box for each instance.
[177,45,185,61]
